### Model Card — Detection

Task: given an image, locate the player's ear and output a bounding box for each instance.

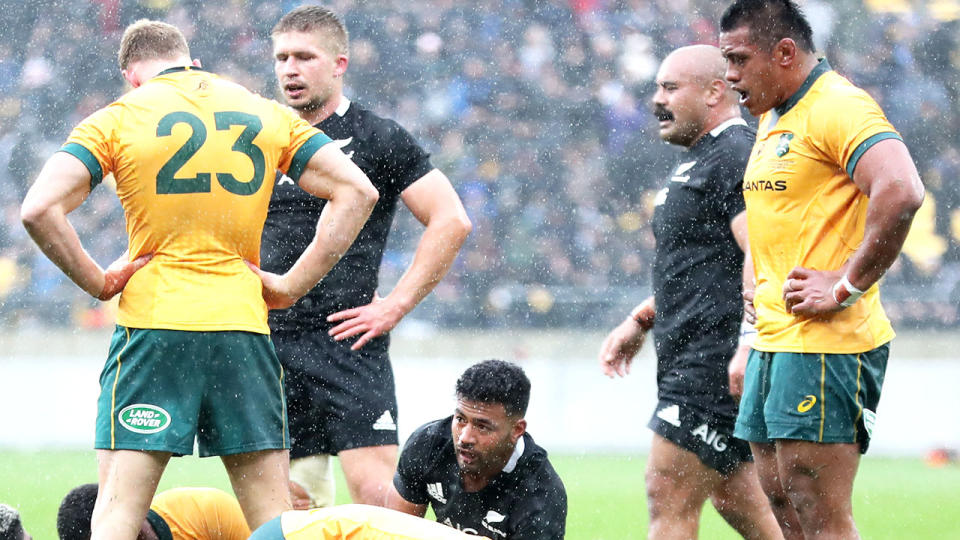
[511,418,527,442]
[773,38,797,67]
[192,58,202,68]
[334,54,348,78]
[706,79,726,107]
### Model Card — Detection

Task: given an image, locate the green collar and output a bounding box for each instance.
[145,509,173,540]
[774,58,831,117]
[155,65,205,77]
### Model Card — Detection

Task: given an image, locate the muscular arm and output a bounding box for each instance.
[21,152,148,300]
[385,484,428,518]
[251,143,379,309]
[785,139,924,315]
[844,138,924,289]
[328,168,472,349]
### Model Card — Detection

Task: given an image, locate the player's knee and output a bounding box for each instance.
[645,469,699,517]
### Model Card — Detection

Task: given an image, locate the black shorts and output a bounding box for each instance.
[272,328,398,458]
[647,399,752,475]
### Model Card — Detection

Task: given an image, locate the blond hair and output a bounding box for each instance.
[272,5,349,57]
[117,19,190,70]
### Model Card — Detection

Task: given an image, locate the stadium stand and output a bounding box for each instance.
[0,0,957,330]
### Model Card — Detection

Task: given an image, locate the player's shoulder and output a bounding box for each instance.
[404,416,453,453]
[514,433,566,495]
[809,70,881,112]
[344,101,418,143]
[713,123,756,153]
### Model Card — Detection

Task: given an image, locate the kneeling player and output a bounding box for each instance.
[386,360,566,539]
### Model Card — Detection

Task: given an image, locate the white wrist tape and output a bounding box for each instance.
[832,275,865,308]
[738,320,757,346]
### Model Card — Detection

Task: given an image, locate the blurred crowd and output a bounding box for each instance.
[0,0,958,330]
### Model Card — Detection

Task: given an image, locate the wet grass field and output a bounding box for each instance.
[2,450,958,539]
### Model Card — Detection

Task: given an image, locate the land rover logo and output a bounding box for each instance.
[118,404,171,434]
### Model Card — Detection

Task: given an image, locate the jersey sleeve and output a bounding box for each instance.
[710,131,752,222]
[60,107,117,190]
[817,87,902,179]
[277,107,333,183]
[392,423,434,505]
[376,119,434,197]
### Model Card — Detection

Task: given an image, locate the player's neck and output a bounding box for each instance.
[777,53,820,108]
[299,93,344,126]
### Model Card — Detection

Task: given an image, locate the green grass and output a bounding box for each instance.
[2,451,959,539]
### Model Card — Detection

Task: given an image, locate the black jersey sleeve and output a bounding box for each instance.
[392,420,440,505]
[376,119,434,196]
[711,128,754,222]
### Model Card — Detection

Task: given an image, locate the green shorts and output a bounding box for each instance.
[95,325,288,457]
[734,343,888,453]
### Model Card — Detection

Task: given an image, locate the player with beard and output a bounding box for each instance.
[262,6,472,509]
[386,360,566,540]
[598,45,787,539]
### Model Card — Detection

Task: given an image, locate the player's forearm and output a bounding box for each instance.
[284,184,378,298]
[385,214,471,315]
[844,179,923,290]
[21,206,104,297]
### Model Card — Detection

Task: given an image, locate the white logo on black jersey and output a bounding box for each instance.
[656,404,681,427]
[277,173,295,186]
[691,423,729,452]
[427,482,446,504]
[482,510,508,537]
[671,160,696,183]
[372,410,396,431]
[333,137,355,160]
[654,187,669,207]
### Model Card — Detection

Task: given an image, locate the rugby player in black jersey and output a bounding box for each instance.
[598,45,790,539]
[386,360,566,540]
[262,6,472,509]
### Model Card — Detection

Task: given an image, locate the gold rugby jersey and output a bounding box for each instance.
[148,487,250,540]
[743,60,899,353]
[61,66,330,333]
[275,505,487,540]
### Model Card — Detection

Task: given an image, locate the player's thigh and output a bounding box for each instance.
[96,326,204,455]
[197,331,288,456]
[649,400,753,479]
[763,344,888,449]
[775,439,860,505]
[646,433,724,505]
[339,444,399,482]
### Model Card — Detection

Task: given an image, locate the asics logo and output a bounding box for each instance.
[797,395,817,413]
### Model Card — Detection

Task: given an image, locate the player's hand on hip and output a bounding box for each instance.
[598,318,646,378]
[742,288,757,324]
[327,293,403,350]
[782,266,843,316]
[98,252,152,301]
[245,261,300,310]
[727,344,750,402]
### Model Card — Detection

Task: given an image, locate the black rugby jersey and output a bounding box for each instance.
[394,417,567,540]
[261,99,434,347]
[650,120,755,418]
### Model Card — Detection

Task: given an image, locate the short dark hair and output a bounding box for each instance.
[57,483,98,540]
[0,504,26,540]
[456,360,531,417]
[272,5,349,56]
[720,0,815,53]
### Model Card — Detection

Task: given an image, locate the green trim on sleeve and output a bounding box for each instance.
[845,132,902,178]
[59,142,104,190]
[286,132,333,183]
[145,509,173,540]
